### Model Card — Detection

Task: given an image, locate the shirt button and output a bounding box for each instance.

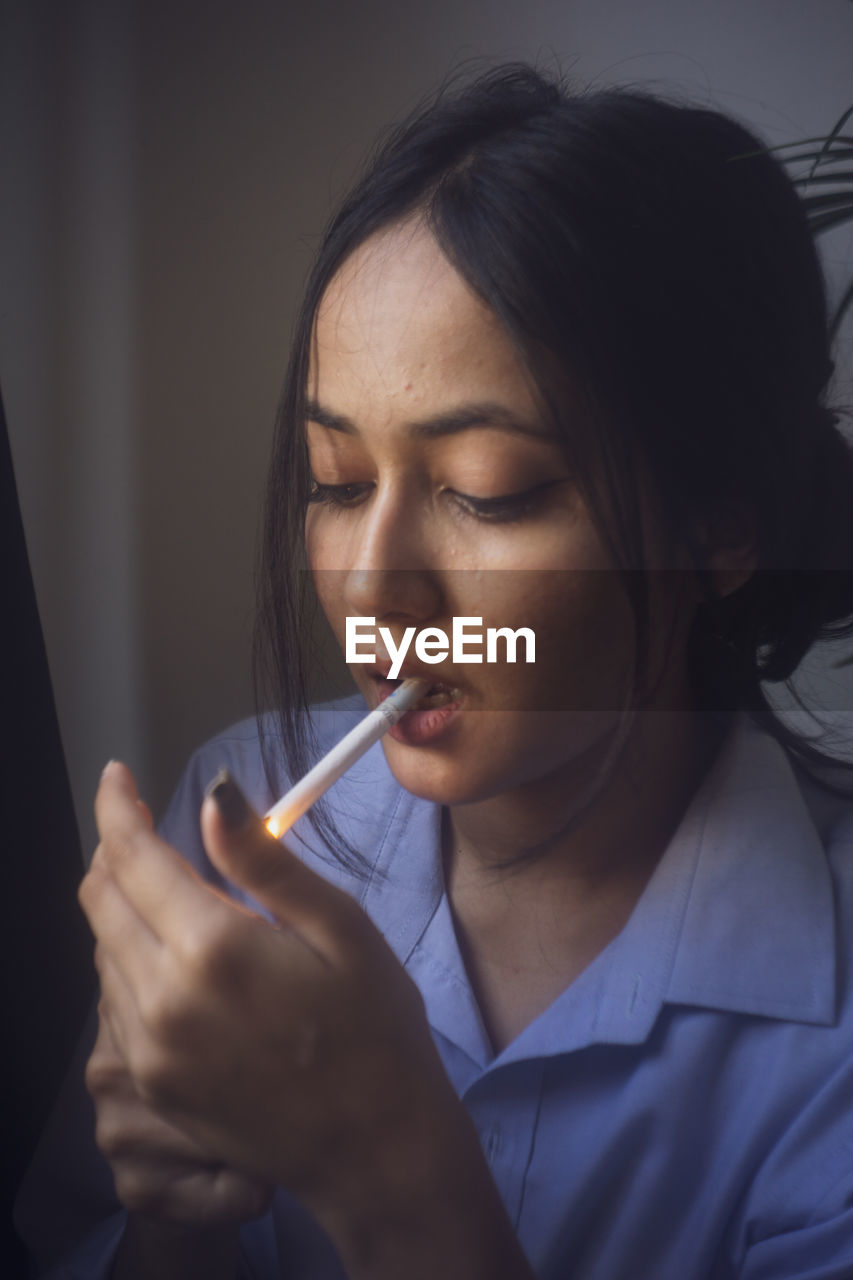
[482,1124,502,1163]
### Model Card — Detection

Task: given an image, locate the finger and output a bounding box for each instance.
[88,1000,276,1224]
[89,990,208,1162]
[94,761,233,948]
[94,945,152,1066]
[136,798,155,829]
[194,1168,274,1223]
[79,855,161,992]
[166,1167,273,1224]
[88,989,144,1101]
[94,760,147,837]
[89,996,128,1077]
[201,771,365,961]
[88,1036,274,1222]
[116,1162,273,1225]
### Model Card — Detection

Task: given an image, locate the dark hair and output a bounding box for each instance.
[254,64,853,869]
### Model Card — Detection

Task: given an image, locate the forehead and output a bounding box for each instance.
[309,219,533,415]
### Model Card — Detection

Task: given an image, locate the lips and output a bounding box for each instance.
[369,665,462,710]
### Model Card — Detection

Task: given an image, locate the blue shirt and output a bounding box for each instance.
[16,700,853,1278]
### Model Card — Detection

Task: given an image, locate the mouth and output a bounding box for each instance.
[370,670,465,748]
[371,672,461,710]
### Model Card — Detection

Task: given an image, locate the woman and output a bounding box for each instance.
[17,65,853,1279]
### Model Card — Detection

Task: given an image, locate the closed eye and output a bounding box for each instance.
[451,481,566,523]
[307,478,568,521]
[307,481,372,508]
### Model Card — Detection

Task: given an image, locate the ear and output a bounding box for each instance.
[698,508,758,599]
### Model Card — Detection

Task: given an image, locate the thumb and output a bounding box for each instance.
[201,770,353,957]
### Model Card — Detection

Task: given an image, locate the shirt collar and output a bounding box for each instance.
[510,715,837,1064]
[656,714,836,1025]
[332,712,838,1065]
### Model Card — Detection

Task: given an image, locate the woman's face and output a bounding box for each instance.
[305,219,695,807]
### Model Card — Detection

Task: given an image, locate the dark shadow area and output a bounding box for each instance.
[1,384,95,1276]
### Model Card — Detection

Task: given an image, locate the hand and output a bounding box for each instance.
[80,763,535,1280]
[79,763,462,1231]
[86,998,273,1226]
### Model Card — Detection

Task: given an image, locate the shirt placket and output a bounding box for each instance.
[463,1059,546,1230]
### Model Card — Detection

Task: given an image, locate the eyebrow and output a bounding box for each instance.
[304,398,555,442]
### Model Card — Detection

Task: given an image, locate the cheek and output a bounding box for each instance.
[305,514,346,634]
[567,568,633,646]
[485,568,632,649]
[483,570,635,711]
[305,512,344,590]
[304,508,329,569]
[313,576,348,640]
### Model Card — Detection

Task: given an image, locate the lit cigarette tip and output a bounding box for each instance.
[263,676,428,839]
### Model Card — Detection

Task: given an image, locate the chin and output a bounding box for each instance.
[379,731,547,808]
[378,707,624,809]
[379,739,496,806]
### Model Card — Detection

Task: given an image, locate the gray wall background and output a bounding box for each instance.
[2,0,853,859]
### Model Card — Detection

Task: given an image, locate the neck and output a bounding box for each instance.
[438,681,732,1053]
[442,704,728,1052]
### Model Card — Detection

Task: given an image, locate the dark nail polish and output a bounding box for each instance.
[206,769,251,830]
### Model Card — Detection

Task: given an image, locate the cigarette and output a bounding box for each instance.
[264,677,429,838]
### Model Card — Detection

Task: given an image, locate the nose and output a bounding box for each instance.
[341,485,443,624]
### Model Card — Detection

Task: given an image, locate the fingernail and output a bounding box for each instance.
[101,760,118,780]
[206,769,251,831]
